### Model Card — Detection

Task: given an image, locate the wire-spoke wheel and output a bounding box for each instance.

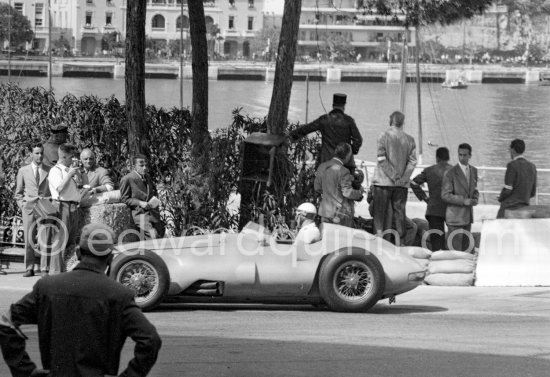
[110,251,169,311]
[117,260,160,304]
[319,251,384,312]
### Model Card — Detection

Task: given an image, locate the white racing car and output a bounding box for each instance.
[110,222,427,312]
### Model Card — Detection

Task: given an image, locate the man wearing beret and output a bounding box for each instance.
[289,93,363,171]
[0,223,162,377]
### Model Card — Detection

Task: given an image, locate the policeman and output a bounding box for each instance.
[289,93,363,171]
[43,123,69,169]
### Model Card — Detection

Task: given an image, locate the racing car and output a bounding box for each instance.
[110,222,427,312]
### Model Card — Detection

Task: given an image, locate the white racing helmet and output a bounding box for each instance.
[296,202,317,216]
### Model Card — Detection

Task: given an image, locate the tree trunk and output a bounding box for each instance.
[188,1,210,163]
[125,1,148,157]
[266,0,302,135]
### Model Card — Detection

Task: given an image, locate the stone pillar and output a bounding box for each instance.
[525,70,540,84]
[464,70,482,83]
[208,66,218,80]
[49,63,64,77]
[113,63,125,78]
[265,67,275,82]
[386,69,401,83]
[445,69,461,83]
[180,65,193,79]
[326,68,341,82]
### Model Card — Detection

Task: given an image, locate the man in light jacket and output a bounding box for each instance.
[372,111,417,244]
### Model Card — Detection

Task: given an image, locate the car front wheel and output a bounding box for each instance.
[110,250,170,311]
[319,251,385,312]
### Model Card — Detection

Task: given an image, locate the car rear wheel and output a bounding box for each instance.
[110,250,170,311]
[319,252,385,312]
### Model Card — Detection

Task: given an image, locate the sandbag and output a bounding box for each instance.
[405,247,432,259]
[78,203,138,243]
[431,250,474,261]
[429,259,475,274]
[425,273,474,286]
[80,190,122,208]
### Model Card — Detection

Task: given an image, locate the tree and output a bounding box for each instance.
[266,0,302,135]
[0,3,33,48]
[361,0,494,27]
[251,24,281,59]
[188,0,210,165]
[125,1,148,156]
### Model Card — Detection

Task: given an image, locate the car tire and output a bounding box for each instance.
[110,250,170,312]
[319,251,385,312]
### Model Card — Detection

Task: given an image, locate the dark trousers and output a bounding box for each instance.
[135,213,165,240]
[50,202,79,274]
[21,212,51,272]
[426,215,446,251]
[372,186,408,244]
[446,224,473,253]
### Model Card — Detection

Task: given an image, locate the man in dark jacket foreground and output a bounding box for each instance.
[0,223,162,377]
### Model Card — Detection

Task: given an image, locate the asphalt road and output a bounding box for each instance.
[0,271,549,376]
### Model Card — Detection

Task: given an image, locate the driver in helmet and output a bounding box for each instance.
[294,202,321,244]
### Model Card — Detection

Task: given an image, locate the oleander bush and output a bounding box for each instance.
[0,83,319,236]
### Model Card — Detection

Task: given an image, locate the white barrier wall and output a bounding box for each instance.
[525,70,540,84]
[114,63,125,78]
[465,70,483,83]
[386,69,401,83]
[326,68,342,82]
[445,69,461,82]
[476,219,550,286]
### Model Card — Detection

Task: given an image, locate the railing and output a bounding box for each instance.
[356,160,550,206]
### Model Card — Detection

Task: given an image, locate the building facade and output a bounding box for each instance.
[298,0,415,62]
[1,0,265,58]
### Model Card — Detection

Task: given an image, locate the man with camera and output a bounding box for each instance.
[48,143,82,274]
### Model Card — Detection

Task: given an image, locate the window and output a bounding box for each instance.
[35,2,44,25]
[87,0,93,4]
[14,2,24,13]
[247,16,253,30]
[228,15,234,29]
[152,14,166,29]
[106,0,113,5]
[85,12,92,26]
[248,0,254,7]
[176,15,190,29]
[229,0,235,6]
[105,12,112,25]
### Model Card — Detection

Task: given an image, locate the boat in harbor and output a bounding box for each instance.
[441,80,468,89]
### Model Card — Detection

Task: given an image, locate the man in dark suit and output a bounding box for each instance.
[411,147,452,250]
[120,154,165,239]
[290,93,363,170]
[497,139,537,218]
[14,143,51,277]
[441,143,479,252]
[0,223,162,377]
[315,143,364,227]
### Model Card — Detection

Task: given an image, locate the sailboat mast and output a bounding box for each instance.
[8,0,11,82]
[415,26,423,165]
[399,27,408,112]
[48,0,52,91]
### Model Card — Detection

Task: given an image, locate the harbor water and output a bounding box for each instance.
[2,76,549,195]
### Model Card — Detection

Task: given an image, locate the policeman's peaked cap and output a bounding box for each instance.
[333,93,347,106]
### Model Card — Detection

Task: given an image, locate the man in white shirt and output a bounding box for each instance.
[294,202,321,245]
[48,143,82,274]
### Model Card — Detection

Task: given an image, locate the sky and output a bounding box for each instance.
[264,0,284,14]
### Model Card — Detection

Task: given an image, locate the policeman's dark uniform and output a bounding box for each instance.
[43,124,69,169]
[290,93,363,169]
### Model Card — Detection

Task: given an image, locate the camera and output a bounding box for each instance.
[71,157,82,168]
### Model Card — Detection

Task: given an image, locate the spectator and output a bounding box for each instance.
[0,223,162,377]
[42,124,69,169]
[48,143,82,274]
[294,202,321,244]
[120,154,165,240]
[290,93,363,171]
[315,143,364,228]
[372,111,417,245]
[14,143,52,277]
[441,143,479,252]
[410,147,452,250]
[497,139,537,218]
[80,148,115,195]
